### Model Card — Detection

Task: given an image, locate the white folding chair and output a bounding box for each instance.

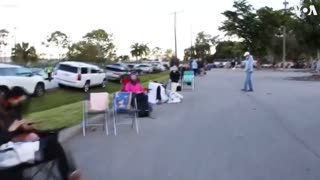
[82,92,109,136]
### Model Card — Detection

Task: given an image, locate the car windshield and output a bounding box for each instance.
[0,67,18,76]
[58,64,78,73]
[16,67,33,76]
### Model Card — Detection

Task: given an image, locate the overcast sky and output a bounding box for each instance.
[0,0,300,59]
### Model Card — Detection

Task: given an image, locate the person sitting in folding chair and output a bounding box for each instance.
[123,72,152,117]
[120,74,130,92]
[0,87,81,180]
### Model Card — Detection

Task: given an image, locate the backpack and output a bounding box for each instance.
[134,94,150,117]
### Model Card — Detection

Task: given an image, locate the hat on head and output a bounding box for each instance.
[244,52,250,57]
[7,87,28,99]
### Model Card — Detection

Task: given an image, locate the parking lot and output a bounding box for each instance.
[67,69,320,180]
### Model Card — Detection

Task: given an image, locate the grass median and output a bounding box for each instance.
[27,72,169,130]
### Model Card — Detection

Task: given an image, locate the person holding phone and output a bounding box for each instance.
[0,87,81,180]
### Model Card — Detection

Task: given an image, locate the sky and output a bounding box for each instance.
[0,0,300,59]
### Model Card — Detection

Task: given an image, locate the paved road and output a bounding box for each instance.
[67,69,320,180]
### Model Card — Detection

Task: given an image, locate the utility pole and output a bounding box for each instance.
[170,10,183,59]
[174,12,177,58]
[190,25,193,47]
[282,0,289,70]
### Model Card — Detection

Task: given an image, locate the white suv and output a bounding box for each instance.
[0,64,46,97]
[54,61,107,92]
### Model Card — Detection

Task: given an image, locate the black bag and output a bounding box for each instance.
[177,85,182,91]
[134,93,150,117]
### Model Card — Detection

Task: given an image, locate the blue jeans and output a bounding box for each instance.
[244,71,253,91]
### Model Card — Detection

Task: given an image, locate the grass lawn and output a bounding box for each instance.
[27,73,169,130]
[26,71,168,114]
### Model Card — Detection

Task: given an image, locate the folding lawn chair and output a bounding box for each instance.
[182,70,195,90]
[82,92,109,136]
[112,92,139,135]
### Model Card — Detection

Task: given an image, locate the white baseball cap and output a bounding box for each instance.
[243,52,250,57]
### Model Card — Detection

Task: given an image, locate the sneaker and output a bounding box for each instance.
[241,89,247,92]
[69,170,81,180]
[247,89,254,92]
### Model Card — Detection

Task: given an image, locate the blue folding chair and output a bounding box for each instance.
[112,92,139,135]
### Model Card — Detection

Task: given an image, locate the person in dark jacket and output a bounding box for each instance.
[170,66,180,83]
[0,87,81,180]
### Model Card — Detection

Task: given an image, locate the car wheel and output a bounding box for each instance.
[102,79,107,88]
[84,81,90,93]
[34,83,45,97]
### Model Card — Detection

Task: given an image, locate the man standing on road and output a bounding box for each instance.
[191,59,198,76]
[242,52,254,92]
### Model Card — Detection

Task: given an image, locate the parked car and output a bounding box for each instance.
[151,63,166,72]
[134,64,153,73]
[54,61,107,92]
[111,63,130,69]
[214,62,224,68]
[126,64,135,71]
[0,63,46,96]
[105,64,129,81]
[163,64,170,70]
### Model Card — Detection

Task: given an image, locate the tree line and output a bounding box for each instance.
[184,0,320,65]
[0,29,174,65]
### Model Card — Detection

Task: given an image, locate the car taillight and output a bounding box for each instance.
[77,74,81,81]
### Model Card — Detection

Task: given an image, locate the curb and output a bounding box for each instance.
[59,114,104,143]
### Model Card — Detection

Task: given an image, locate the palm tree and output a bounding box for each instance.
[140,44,150,58]
[11,42,38,65]
[0,29,9,62]
[130,43,150,60]
[131,43,142,60]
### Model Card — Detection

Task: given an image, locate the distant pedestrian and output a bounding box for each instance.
[242,52,254,92]
[191,59,198,76]
[45,67,53,82]
[231,60,236,69]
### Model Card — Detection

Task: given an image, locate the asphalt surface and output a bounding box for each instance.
[67,69,320,180]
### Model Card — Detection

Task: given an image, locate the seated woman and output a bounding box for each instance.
[124,73,152,114]
[120,74,130,92]
[124,72,145,93]
[0,87,81,180]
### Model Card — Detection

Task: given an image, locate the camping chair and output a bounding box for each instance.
[82,92,109,136]
[182,70,195,90]
[112,92,139,135]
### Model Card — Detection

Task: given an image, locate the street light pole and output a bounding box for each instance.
[190,25,193,47]
[170,10,183,59]
[14,27,17,46]
[174,12,177,58]
[282,0,289,70]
